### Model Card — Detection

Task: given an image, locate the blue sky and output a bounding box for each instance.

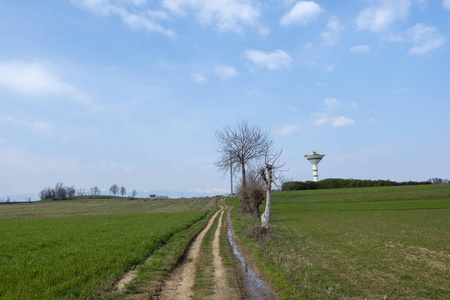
[0,0,449,199]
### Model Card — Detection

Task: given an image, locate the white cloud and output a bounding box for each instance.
[356,0,411,32]
[313,114,329,126]
[162,0,260,33]
[280,1,322,27]
[0,114,52,134]
[192,73,207,83]
[215,66,237,80]
[73,0,176,36]
[350,45,371,53]
[331,116,356,127]
[0,61,84,99]
[314,114,355,127]
[245,50,292,70]
[321,17,343,45]
[407,23,445,55]
[324,98,340,110]
[313,98,356,127]
[443,0,450,10]
[276,124,300,136]
[326,64,335,72]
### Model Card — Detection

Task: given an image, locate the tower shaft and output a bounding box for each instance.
[312,164,319,182]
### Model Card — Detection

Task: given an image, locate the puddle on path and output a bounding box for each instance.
[227,210,273,299]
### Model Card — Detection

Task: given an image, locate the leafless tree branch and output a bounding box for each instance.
[215,121,273,188]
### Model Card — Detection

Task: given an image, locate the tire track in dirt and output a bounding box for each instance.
[157,206,225,299]
[212,205,236,299]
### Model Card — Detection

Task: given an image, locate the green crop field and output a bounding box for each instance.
[230,184,450,299]
[0,196,216,220]
[0,197,215,299]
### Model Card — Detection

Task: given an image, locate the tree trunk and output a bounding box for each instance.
[241,163,246,188]
[261,164,273,230]
[261,187,271,230]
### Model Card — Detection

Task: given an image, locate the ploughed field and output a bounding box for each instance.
[0,197,215,299]
[230,184,450,299]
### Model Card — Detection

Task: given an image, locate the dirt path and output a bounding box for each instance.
[119,197,263,299]
[157,205,225,299]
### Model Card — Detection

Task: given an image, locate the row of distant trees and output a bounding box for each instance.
[108,184,138,198]
[39,183,137,200]
[428,177,449,184]
[39,183,77,200]
[282,178,446,191]
[0,196,12,203]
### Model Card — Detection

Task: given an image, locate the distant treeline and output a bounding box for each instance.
[282,178,432,191]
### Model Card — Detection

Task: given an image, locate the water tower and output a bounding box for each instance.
[304,151,325,182]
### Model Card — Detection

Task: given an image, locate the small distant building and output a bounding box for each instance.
[149,194,156,199]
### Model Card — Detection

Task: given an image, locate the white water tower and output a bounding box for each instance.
[304,151,325,182]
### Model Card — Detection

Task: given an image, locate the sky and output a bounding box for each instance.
[0,0,449,200]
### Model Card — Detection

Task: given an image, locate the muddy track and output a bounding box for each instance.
[157,206,225,299]
[212,208,229,299]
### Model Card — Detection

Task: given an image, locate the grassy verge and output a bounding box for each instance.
[228,184,450,299]
[0,211,208,299]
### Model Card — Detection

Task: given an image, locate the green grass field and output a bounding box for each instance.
[0,197,215,299]
[230,184,450,299]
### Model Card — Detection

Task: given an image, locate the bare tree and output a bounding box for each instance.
[260,150,284,230]
[40,187,55,200]
[77,188,85,196]
[110,184,119,196]
[39,189,47,200]
[215,121,273,197]
[120,186,126,197]
[67,186,76,198]
[89,186,101,196]
[131,190,137,198]
[429,177,445,184]
[54,182,67,199]
[237,170,265,218]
